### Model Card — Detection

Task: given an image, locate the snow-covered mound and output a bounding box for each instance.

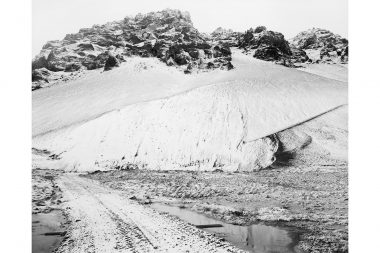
[33,50,347,172]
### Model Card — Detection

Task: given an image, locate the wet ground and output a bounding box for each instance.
[52,174,245,252]
[32,163,347,252]
[84,167,348,252]
[151,202,303,253]
[32,211,66,253]
[32,169,66,253]
[32,168,63,214]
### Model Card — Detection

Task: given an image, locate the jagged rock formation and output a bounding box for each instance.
[290,28,348,63]
[32,11,349,90]
[32,9,233,90]
[238,26,291,57]
[237,26,308,66]
[210,27,241,47]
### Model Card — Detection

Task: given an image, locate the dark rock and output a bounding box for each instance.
[253,26,267,33]
[213,44,231,58]
[32,56,48,70]
[340,46,348,63]
[115,54,125,62]
[104,55,120,71]
[32,68,50,82]
[254,46,283,61]
[226,61,234,70]
[175,51,190,65]
[256,31,291,55]
[45,50,69,71]
[184,63,193,74]
[32,84,42,91]
[207,62,215,69]
[65,63,82,72]
[238,28,291,62]
[188,49,200,59]
[290,47,309,63]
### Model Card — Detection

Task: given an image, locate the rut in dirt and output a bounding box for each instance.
[55,174,244,253]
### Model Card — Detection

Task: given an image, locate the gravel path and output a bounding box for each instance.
[56,173,243,253]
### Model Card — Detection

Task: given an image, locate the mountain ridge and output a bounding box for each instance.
[32,9,348,90]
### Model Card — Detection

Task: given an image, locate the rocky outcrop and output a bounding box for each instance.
[237,26,296,64]
[290,46,310,63]
[290,28,348,63]
[32,9,234,89]
[236,26,325,66]
[210,27,241,47]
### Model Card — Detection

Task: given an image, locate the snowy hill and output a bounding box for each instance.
[33,49,347,172]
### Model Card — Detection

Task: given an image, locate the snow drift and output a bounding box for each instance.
[33,50,347,171]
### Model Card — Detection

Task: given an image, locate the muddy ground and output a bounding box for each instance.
[32,168,64,214]
[84,166,348,253]
[32,169,67,253]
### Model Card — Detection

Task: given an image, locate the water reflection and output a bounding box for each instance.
[32,211,65,253]
[151,203,301,253]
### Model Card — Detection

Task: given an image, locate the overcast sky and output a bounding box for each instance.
[33,0,348,56]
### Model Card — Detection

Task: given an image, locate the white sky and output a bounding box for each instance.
[33,0,348,56]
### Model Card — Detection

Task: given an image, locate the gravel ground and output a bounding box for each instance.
[55,174,244,253]
[84,166,347,252]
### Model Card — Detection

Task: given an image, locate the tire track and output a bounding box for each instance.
[57,174,244,253]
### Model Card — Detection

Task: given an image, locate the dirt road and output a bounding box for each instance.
[56,174,242,253]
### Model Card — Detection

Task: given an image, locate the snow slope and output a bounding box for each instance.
[33,57,234,137]
[33,49,347,171]
[298,63,348,82]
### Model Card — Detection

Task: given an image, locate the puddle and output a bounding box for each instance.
[151,203,303,253]
[32,210,65,253]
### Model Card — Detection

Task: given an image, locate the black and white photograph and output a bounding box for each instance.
[1,0,380,253]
